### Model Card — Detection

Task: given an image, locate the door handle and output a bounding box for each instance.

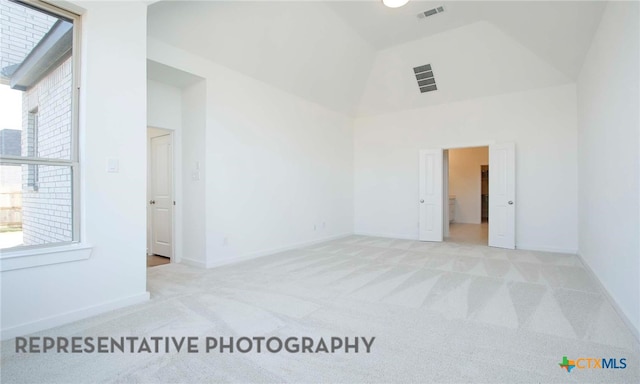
[420,199,424,203]
[149,200,156,205]
[508,201,514,205]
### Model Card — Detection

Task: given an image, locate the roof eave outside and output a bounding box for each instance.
[10,20,73,91]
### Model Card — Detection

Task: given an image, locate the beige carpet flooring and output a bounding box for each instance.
[2,235,638,383]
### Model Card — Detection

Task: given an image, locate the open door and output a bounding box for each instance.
[488,142,515,249]
[419,149,443,242]
[149,134,174,258]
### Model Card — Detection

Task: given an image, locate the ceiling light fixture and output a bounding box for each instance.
[383,0,409,9]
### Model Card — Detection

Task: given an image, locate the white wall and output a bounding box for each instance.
[181,81,207,267]
[147,38,353,268]
[147,80,181,130]
[354,84,578,253]
[577,1,640,336]
[1,1,149,338]
[448,147,488,224]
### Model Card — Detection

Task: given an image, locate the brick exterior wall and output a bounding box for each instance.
[21,57,73,245]
[0,0,56,78]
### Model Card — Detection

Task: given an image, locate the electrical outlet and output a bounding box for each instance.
[222,237,228,246]
[322,222,326,229]
[313,224,317,231]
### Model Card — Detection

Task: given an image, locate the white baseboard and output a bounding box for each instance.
[576,252,640,342]
[353,233,579,255]
[179,257,207,268]
[206,233,352,269]
[353,231,416,240]
[516,244,578,254]
[0,292,150,341]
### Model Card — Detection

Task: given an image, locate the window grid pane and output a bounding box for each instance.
[0,0,78,250]
[1,163,74,249]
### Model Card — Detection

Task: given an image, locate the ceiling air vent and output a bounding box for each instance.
[417,6,445,20]
[413,64,437,93]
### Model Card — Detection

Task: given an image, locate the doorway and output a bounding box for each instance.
[446,147,489,245]
[481,165,489,222]
[147,127,174,266]
[418,142,515,249]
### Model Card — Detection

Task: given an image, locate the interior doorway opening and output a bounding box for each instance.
[444,146,489,245]
[147,127,174,267]
[419,142,515,249]
[481,165,489,222]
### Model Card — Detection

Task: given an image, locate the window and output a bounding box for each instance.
[0,0,80,250]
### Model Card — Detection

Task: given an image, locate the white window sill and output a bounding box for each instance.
[0,243,93,272]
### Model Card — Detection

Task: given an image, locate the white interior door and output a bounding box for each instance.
[150,134,173,258]
[419,149,443,242]
[488,142,515,249]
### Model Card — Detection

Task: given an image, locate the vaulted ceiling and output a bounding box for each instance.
[326,1,605,79]
[148,1,376,115]
[148,1,606,117]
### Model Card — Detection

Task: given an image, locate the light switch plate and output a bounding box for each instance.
[107,158,119,173]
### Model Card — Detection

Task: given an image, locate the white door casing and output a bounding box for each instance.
[150,134,173,258]
[443,149,449,238]
[488,142,515,249]
[419,149,443,242]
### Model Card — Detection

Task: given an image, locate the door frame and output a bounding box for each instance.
[147,127,178,263]
[421,140,511,245]
[441,141,495,239]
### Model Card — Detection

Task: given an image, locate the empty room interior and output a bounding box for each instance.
[0,0,639,383]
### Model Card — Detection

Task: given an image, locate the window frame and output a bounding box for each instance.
[26,108,39,191]
[0,0,82,252]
